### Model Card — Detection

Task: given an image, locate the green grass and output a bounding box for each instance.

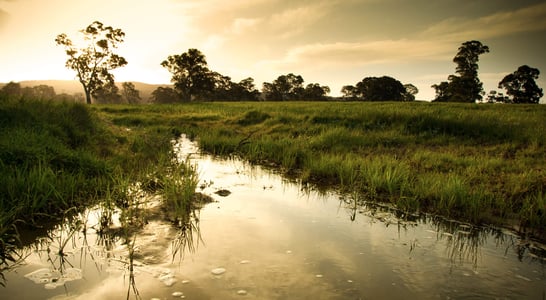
[3,98,543,246]
[95,101,546,236]
[0,96,198,263]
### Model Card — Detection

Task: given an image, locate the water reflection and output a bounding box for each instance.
[0,135,545,299]
[0,168,204,299]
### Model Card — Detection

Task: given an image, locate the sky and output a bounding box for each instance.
[1,0,545,100]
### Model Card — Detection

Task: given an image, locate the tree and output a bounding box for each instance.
[303,83,330,100]
[207,72,234,100]
[484,90,509,103]
[0,81,22,98]
[56,21,128,104]
[262,82,282,101]
[262,73,305,100]
[151,87,181,104]
[355,76,406,101]
[236,77,261,101]
[403,84,418,101]
[432,40,489,102]
[93,81,122,104]
[161,48,214,101]
[341,85,358,99]
[431,81,450,102]
[498,65,543,104]
[121,82,141,104]
[21,85,56,100]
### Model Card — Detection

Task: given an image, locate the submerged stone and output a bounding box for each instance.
[214,189,231,197]
[211,267,226,275]
[237,289,248,295]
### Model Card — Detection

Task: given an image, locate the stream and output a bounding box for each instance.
[1,135,545,299]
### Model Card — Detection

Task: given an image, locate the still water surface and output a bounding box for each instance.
[2,136,545,299]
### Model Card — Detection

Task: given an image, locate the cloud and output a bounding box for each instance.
[421,2,546,41]
[257,39,454,71]
[229,17,261,35]
[0,9,9,30]
[264,2,332,38]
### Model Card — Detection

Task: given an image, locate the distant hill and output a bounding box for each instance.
[0,80,171,103]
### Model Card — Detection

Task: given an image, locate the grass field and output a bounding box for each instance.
[97,101,546,235]
[1,98,545,252]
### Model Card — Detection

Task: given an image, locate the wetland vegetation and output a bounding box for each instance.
[1,96,545,298]
[98,101,546,237]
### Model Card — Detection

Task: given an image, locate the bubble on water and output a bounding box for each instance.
[156,271,178,286]
[182,280,191,284]
[211,267,226,275]
[286,250,292,254]
[315,274,323,278]
[237,290,248,295]
[172,291,184,297]
[163,277,177,286]
[347,280,353,283]
[240,260,251,264]
[515,274,532,282]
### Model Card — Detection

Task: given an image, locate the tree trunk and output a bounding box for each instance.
[81,83,92,104]
[85,91,92,104]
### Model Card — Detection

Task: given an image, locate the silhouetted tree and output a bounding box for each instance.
[207,72,234,100]
[498,65,543,104]
[151,87,181,103]
[56,21,127,104]
[0,81,22,98]
[303,83,330,100]
[484,90,509,103]
[431,81,450,102]
[341,85,358,99]
[356,76,406,101]
[161,48,214,101]
[121,82,141,104]
[433,40,489,102]
[262,73,305,100]
[403,84,418,101]
[235,77,261,101]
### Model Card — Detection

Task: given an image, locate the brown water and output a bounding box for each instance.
[2,136,545,299]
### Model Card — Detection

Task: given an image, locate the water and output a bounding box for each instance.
[1,136,545,299]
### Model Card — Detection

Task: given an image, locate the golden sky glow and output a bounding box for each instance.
[1,0,545,100]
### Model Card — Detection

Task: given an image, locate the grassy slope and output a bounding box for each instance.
[0,96,179,249]
[99,101,546,235]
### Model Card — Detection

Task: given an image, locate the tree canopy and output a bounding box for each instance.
[262,73,330,100]
[56,21,127,104]
[498,65,543,104]
[121,82,142,104]
[161,48,213,101]
[432,40,489,103]
[342,76,411,101]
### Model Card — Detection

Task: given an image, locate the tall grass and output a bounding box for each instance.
[0,96,201,259]
[94,101,546,235]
